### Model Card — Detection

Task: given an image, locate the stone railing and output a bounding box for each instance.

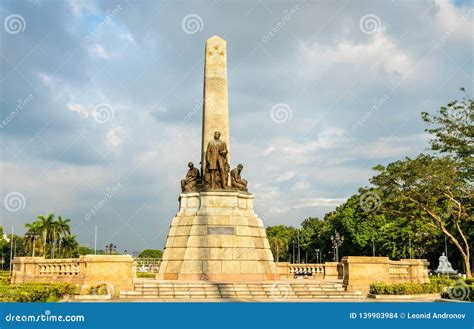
[342,256,429,293]
[275,262,342,280]
[11,255,135,296]
[288,263,324,277]
[37,259,81,276]
[135,258,161,273]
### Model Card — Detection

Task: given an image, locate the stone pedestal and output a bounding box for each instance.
[157,191,278,281]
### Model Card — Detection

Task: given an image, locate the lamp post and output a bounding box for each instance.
[105,243,117,255]
[315,249,321,264]
[330,230,344,263]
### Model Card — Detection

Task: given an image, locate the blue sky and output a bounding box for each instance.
[1,0,472,252]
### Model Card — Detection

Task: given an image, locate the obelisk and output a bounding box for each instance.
[157,37,278,282]
[201,36,230,182]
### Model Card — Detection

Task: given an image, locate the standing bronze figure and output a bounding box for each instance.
[205,131,228,189]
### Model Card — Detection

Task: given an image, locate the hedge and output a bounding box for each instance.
[369,277,455,295]
[0,283,78,302]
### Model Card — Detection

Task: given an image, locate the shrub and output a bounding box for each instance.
[441,281,474,302]
[369,278,454,295]
[137,272,155,279]
[0,283,78,302]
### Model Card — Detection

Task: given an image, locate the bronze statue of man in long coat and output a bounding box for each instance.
[206,131,228,189]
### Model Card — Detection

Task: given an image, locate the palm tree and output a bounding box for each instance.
[53,216,71,257]
[61,235,79,258]
[37,214,54,258]
[24,221,41,257]
[268,233,289,263]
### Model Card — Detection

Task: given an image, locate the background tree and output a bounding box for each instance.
[371,155,472,277]
[266,225,295,262]
[422,87,473,180]
[138,249,163,259]
[60,235,79,258]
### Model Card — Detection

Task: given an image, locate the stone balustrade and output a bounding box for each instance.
[288,263,324,277]
[11,255,135,296]
[276,262,342,280]
[342,256,429,293]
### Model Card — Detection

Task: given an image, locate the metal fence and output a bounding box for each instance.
[134,258,161,273]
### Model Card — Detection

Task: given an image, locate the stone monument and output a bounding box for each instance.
[157,36,278,281]
[434,253,458,275]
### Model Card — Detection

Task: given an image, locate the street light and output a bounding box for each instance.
[330,230,344,262]
[105,243,117,255]
[315,249,321,264]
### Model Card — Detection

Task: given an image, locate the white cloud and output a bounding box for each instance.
[67,103,89,118]
[299,29,414,78]
[88,44,112,60]
[290,197,348,209]
[107,126,125,148]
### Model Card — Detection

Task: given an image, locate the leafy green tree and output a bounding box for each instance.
[36,214,54,257]
[24,221,42,257]
[53,216,71,257]
[422,87,473,179]
[371,155,472,277]
[266,225,295,262]
[138,249,163,259]
[60,235,79,258]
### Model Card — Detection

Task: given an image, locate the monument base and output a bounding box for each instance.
[157,191,278,281]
